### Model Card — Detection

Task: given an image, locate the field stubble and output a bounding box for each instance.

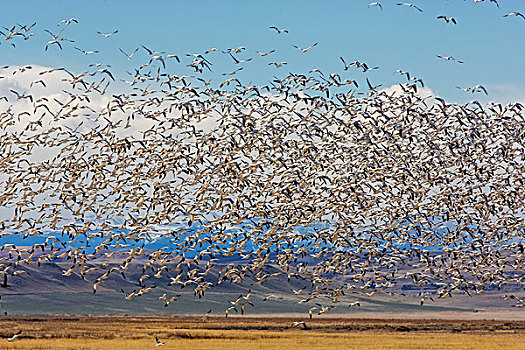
[0,316,524,350]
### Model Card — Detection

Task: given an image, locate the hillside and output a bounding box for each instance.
[1,250,523,318]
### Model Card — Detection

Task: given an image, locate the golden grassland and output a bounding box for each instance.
[0,316,524,350]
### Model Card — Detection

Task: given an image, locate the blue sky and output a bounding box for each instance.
[1,0,525,103]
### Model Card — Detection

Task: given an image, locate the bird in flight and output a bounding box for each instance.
[397,3,423,12]
[166,54,180,63]
[396,69,411,81]
[141,45,164,56]
[456,84,488,95]
[205,47,219,54]
[155,336,165,346]
[7,330,22,342]
[340,57,351,70]
[504,12,525,20]
[268,61,287,68]
[269,26,288,34]
[420,295,435,306]
[225,46,246,54]
[293,43,318,53]
[18,22,37,32]
[201,309,213,320]
[437,15,457,24]
[45,40,63,50]
[9,89,33,103]
[119,47,139,60]
[475,0,499,8]
[228,52,252,64]
[292,321,308,329]
[257,49,275,56]
[97,30,118,38]
[437,55,463,63]
[368,2,383,10]
[263,294,280,301]
[225,306,238,317]
[149,55,166,68]
[75,47,99,55]
[58,18,78,26]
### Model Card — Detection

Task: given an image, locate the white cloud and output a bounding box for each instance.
[0,65,171,140]
[379,83,435,101]
[482,83,525,105]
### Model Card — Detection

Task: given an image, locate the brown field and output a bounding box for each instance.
[0,316,524,350]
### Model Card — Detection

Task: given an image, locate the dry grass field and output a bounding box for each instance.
[0,316,524,350]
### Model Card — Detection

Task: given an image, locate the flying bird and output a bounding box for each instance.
[437,55,463,63]
[7,330,22,342]
[420,296,435,306]
[225,306,238,317]
[397,3,423,12]
[396,69,411,80]
[257,49,275,56]
[201,309,213,320]
[340,57,351,70]
[308,307,318,319]
[97,30,118,38]
[293,43,318,53]
[269,26,288,34]
[45,40,62,51]
[456,84,488,95]
[268,61,287,68]
[476,0,499,8]
[141,45,164,56]
[228,52,252,64]
[368,2,383,10]
[292,321,308,329]
[149,55,166,68]
[19,22,37,32]
[437,15,457,24]
[205,47,219,54]
[504,12,525,19]
[58,18,78,26]
[119,48,139,60]
[9,89,33,102]
[166,54,180,63]
[0,274,9,288]
[155,336,165,346]
[263,294,280,301]
[75,47,99,55]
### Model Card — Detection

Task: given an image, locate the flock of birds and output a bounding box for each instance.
[1,1,525,344]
